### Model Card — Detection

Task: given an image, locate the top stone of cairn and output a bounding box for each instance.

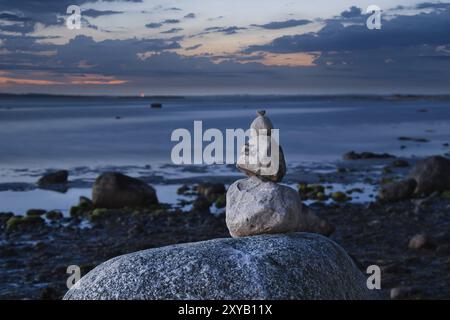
[236,110,286,182]
[250,110,274,134]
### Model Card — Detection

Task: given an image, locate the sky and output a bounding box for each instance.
[0,0,450,95]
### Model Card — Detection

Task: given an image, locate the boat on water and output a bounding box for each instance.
[151,103,162,109]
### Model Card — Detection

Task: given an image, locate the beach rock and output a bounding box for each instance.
[45,210,63,221]
[236,111,286,182]
[79,196,93,207]
[26,209,46,217]
[214,194,226,209]
[408,156,450,196]
[343,151,395,161]
[391,159,410,168]
[92,172,158,209]
[331,191,351,202]
[192,196,211,213]
[408,234,432,250]
[6,215,45,232]
[390,287,417,300]
[378,179,417,202]
[37,170,68,186]
[64,233,373,300]
[197,183,226,202]
[226,176,333,238]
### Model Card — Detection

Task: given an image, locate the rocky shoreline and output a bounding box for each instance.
[1,155,450,299]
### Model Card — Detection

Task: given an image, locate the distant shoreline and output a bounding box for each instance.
[1,93,450,101]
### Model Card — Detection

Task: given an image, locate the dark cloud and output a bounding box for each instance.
[184,13,196,19]
[0,0,141,30]
[161,28,183,34]
[208,16,224,21]
[251,19,311,30]
[82,9,124,18]
[416,2,450,9]
[185,44,202,51]
[0,11,36,33]
[146,18,181,29]
[0,12,32,22]
[205,26,247,35]
[145,22,163,29]
[163,19,180,24]
[0,0,142,14]
[245,6,450,53]
[340,6,362,18]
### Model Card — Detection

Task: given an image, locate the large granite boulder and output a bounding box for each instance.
[408,156,450,195]
[64,233,374,300]
[226,176,333,238]
[92,172,158,209]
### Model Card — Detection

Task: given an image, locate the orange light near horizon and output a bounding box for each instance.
[259,52,318,67]
[0,77,63,86]
[67,74,129,85]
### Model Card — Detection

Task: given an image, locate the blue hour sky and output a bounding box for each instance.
[0,0,450,95]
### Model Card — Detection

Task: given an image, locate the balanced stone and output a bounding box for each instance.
[236,110,286,183]
[226,176,333,238]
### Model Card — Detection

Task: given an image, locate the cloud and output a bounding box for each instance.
[185,44,202,51]
[82,9,124,18]
[163,19,180,24]
[0,0,142,14]
[146,18,181,29]
[416,2,450,9]
[340,6,362,18]
[205,26,247,35]
[208,16,224,21]
[2,1,450,94]
[145,22,163,29]
[184,13,196,19]
[0,12,36,33]
[0,12,32,22]
[161,28,183,34]
[245,6,450,53]
[251,19,311,30]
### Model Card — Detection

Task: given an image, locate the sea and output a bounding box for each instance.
[1,95,449,215]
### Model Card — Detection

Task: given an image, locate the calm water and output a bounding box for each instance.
[1,96,449,169]
[0,95,449,213]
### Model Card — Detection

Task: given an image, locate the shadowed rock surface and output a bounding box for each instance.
[64,233,373,300]
[408,156,450,196]
[343,151,396,161]
[92,172,158,209]
[379,179,417,202]
[37,170,69,186]
[379,156,450,201]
